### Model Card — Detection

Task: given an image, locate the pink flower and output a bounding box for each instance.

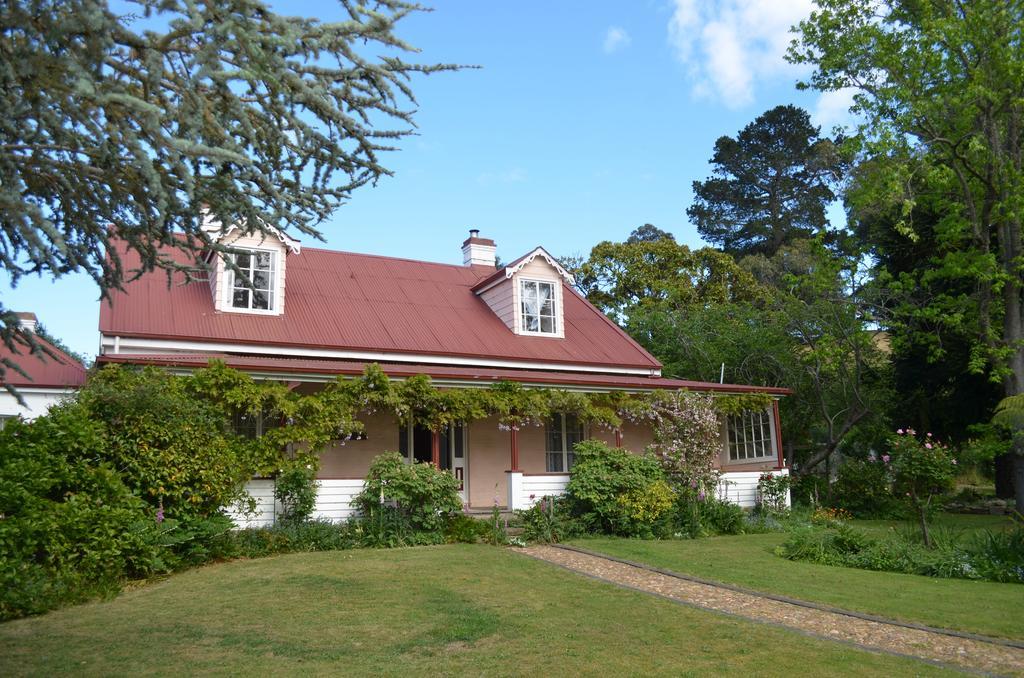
[925,443,932,449]
[952,459,958,465]
[926,432,933,437]
[882,454,890,463]
[896,429,904,434]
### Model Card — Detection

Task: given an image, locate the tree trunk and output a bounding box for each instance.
[918,504,932,548]
[1015,452,1024,515]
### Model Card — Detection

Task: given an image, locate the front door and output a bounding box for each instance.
[440,423,468,503]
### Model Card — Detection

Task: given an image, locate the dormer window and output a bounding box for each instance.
[227,249,276,311]
[520,279,557,334]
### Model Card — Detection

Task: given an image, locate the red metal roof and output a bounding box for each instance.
[99,241,663,371]
[96,353,790,395]
[0,334,87,389]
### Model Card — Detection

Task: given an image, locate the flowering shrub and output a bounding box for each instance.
[516,495,585,544]
[644,390,722,495]
[888,429,958,547]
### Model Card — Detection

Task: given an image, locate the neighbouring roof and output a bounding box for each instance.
[0,333,87,389]
[96,353,790,395]
[99,240,663,371]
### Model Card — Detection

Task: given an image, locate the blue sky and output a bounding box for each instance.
[5,0,853,359]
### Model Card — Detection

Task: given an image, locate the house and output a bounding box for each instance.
[0,313,87,424]
[97,224,789,526]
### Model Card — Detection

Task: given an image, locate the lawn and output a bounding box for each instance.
[0,545,956,677]
[571,514,1024,640]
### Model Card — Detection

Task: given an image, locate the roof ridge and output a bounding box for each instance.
[300,244,495,275]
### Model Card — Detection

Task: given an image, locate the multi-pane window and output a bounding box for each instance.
[228,250,275,311]
[727,409,775,461]
[546,413,584,472]
[232,408,281,439]
[520,279,557,334]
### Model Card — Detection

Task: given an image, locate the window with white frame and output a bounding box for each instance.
[726,409,775,462]
[519,279,557,334]
[546,413,584,472]
[227,249,276,311]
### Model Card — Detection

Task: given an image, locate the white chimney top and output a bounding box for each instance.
[462,229,497,267]
[15,312,37,333]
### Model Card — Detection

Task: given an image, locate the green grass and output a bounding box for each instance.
[571,514,1023,641]
[0,545,956,676]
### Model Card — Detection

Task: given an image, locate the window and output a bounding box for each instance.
[520,279,557,334]
[399,422,465,469]
[227,250,276,311]
[546,413,584,472]
[727,409,775,462]
[232,408,281,439]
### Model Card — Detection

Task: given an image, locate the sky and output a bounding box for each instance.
[4,0,855,359]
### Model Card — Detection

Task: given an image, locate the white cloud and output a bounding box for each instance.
[668,0,814,109]
[603,26,631,54]
[813,87,857,131]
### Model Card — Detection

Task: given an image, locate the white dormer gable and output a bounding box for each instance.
[201,214,300,316]
[474,247,574,338]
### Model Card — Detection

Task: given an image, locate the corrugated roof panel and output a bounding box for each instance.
[100,240,664,371]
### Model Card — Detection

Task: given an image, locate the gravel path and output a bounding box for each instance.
[521,544,1024,677]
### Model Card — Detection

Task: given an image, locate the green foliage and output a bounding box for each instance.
[831,459,900,518]
[755,472,791,517]
[889,430,958,546]
[688,105,846,258]
[565,441,672,537]
[778,521,1024,584]
[273,459,319,525]
[673,487,747,539]
[516,495,586,544]
[642,390,722,491]
[443,515,495,544]
[0,411,159,621]
[355,453,463,534]
[76,366,250,520]
[0,0,461,387]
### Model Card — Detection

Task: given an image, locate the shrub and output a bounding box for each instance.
[644,390,722,492]
[516,495,585,544]
[354,452,462,534]
[810,506,853,527]
[790,472,828,508]
[830,458,899,518]
[444,514,495,544]
[0,410,160,620]
[274,458,319,524]
[699,498,746,535]
[75,365,252,521]
[755,472,791,516]
[566,441,672,537]
[888,429,957,547]
[965,523,1024,583]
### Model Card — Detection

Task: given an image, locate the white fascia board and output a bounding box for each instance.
[100,334,662,377]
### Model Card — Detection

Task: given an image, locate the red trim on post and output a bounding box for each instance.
[431,430,441,468]
[614,428,623,448]
[773,400,785,469]
[510,427,520,471]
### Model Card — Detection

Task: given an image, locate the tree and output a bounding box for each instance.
[791,0,1024,509]
[626,224,675,244]
[687,105,845,258]
[570,236,765,325]
[570,232,891,473]
[0,0,457,381]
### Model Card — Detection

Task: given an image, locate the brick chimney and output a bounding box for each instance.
[462,229,496,267]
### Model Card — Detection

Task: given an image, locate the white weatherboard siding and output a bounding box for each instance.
[507,470,790,511]
[718,469,790,508]
[310,479,365,522]
[508,472,570,510]
[0,388,75,422]
[228,478,366,528]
